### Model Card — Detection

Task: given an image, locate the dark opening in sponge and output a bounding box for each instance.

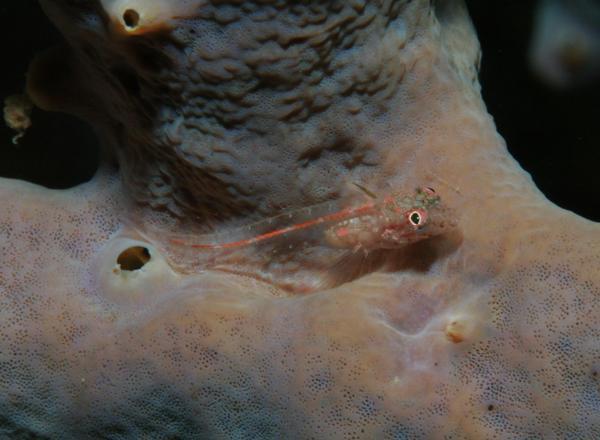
[123,9,140,29]
[117,246,151,271]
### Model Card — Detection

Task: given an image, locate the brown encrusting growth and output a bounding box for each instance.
[3,94,33,144]
[0,0,597,438]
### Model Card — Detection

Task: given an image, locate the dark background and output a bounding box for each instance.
[0,2,598,221]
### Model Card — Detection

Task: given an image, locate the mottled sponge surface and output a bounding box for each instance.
[0,173,598,439]
[2,0,599,438]
[34,0,468,225]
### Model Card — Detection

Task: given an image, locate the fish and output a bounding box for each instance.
[169,186,454,253]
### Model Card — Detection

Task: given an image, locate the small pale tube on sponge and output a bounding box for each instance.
[100,0,202,34]
[94,237,180,307]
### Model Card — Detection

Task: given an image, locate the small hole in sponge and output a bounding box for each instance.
[117,246,151,271]
[123,9,140,29]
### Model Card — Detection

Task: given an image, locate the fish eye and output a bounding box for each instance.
[408,210,423,226]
